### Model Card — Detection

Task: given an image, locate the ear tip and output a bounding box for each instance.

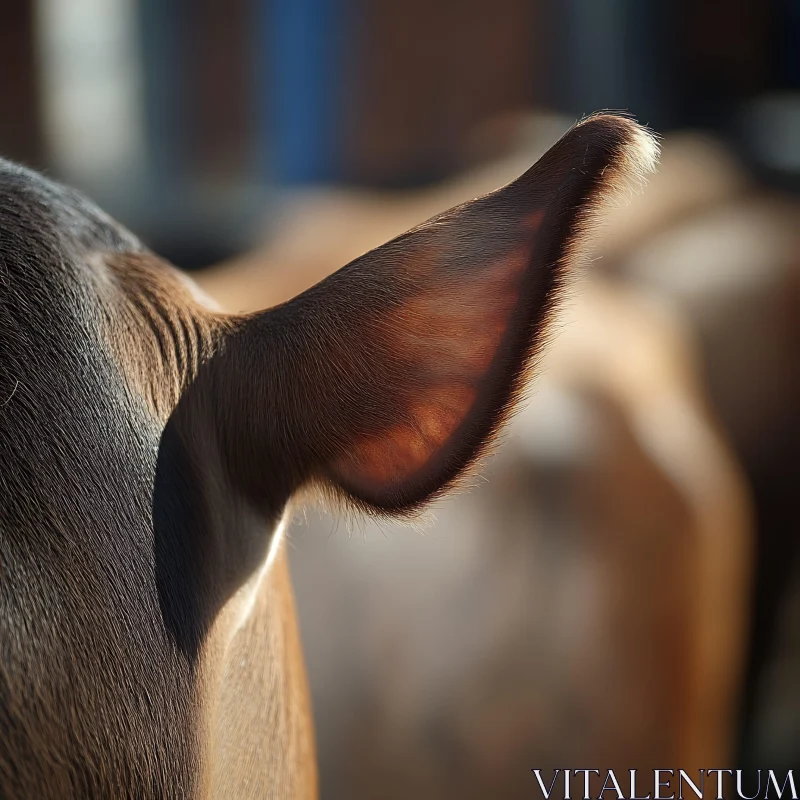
[511,112,661,201]
[572,111,661,179]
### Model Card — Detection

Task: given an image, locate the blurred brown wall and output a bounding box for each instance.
[184,0,252,179]
[342,0,543,185]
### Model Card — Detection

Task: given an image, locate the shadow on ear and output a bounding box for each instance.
[209,113,659,515]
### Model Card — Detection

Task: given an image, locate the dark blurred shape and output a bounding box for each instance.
[0,1,44,164]
[674,0,772,130]
[550,0,674,129]
[133,0,260,268]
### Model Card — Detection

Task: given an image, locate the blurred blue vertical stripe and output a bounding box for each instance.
[256,0,341,184]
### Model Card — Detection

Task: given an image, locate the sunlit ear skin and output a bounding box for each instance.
[219,114,659,514]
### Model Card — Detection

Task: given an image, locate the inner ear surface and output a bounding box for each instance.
[329,211,552,507]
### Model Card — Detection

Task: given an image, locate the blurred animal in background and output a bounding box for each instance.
[199,113,755,799]
[0,115,655,798]
[597,123,800,776]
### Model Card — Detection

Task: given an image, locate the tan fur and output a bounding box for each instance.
[204,544,317,798]
[101,252,230,420]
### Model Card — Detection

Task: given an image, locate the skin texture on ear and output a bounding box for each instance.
[217,113,659,514]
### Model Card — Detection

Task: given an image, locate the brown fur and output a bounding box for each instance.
[0,113,656,797]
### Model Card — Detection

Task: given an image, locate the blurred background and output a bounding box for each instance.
[3,0,800,796]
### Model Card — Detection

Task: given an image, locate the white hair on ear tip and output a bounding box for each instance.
[587,113,661,204]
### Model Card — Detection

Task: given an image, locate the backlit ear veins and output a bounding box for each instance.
[221,114,659,515]
[336,215,540,494]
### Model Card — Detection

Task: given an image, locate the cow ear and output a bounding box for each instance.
[214,114,659,514]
